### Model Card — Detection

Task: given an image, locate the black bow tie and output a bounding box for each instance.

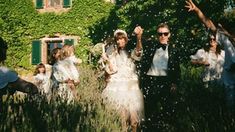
[156,44,167,50]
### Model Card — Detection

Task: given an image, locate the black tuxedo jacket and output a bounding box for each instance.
[139,38,181,85]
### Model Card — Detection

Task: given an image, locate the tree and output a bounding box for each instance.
[89,0,234,63]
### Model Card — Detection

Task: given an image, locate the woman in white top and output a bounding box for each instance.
[186,0,235,109]
[62,45,81,85]
[51,47,74,103]
[190,34,225,87]
[51,46,80,103]
[101,29,144,132]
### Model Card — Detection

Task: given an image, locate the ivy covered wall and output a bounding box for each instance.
[0,0,234,68]
[0,0,114,68]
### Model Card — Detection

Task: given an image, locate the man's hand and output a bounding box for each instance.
[170,83,177,93]
[185,0,198,12]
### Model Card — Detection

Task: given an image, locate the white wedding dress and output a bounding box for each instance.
[102,50,144,122]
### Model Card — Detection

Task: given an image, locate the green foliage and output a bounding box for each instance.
[1,63,235,131]
[0,65,122,131]
[1,0,235,131]
[89,0,234,63]
[1,0,234,68]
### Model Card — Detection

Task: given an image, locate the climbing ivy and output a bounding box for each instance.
[0,0,114,68]
[0,0,234,68]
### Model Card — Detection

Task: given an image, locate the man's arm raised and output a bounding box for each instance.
[185,0,217,32]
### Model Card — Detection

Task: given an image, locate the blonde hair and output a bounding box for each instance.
[61,45,75,60]
[157,23,170,32]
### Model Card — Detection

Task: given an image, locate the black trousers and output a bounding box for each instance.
[140,75,177,131]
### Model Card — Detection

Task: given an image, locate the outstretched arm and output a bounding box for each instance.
[185,0,217,32]
[191,59,210,66]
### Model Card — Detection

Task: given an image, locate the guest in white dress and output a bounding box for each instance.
[51,46,79,103]
[61,45,81,86]
[33,63,52,98]
[50,47,74,103]
[190,34,225,87]
[102,29,144,132]
[61,45,80,99]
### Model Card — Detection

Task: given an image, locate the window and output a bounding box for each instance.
[46,0,62,8]
[32,40,42,65]
[64,39,74,46]
[32,37,76,65]
[35,0,72,12]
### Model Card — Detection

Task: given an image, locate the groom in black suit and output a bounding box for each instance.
[134,23,181,131]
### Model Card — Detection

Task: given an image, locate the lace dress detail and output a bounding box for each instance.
[102,50,144,122]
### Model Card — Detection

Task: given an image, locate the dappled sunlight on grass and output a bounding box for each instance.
[1,64,235,131]
[0,65,122,131]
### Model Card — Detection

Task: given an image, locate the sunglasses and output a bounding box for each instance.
[158,32,169,36]
[210,38,216,41]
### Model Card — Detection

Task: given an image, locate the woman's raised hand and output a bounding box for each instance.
[134,26,143,39]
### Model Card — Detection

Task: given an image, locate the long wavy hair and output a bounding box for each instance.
[204,35,222,56]
[114,30,131,56]
[49,47,61,65]
[34,63,46,75]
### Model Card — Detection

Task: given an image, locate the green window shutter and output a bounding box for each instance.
[32,40,41,65]
[64,39,74,46]
[63,0,71,8]
[36,0,44,9]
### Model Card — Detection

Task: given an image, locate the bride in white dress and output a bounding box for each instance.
[102,29,144,132]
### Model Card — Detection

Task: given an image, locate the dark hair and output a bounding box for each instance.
[204,42,222,56]
[114,31,131,55]
[114,32,128,43]
[49,47,61,65]
[34,63,46,75]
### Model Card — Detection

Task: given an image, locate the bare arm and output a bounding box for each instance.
[185,0,217,32]
[133,26,143,56]
[191,59,210,66]
[101,53,117,74]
